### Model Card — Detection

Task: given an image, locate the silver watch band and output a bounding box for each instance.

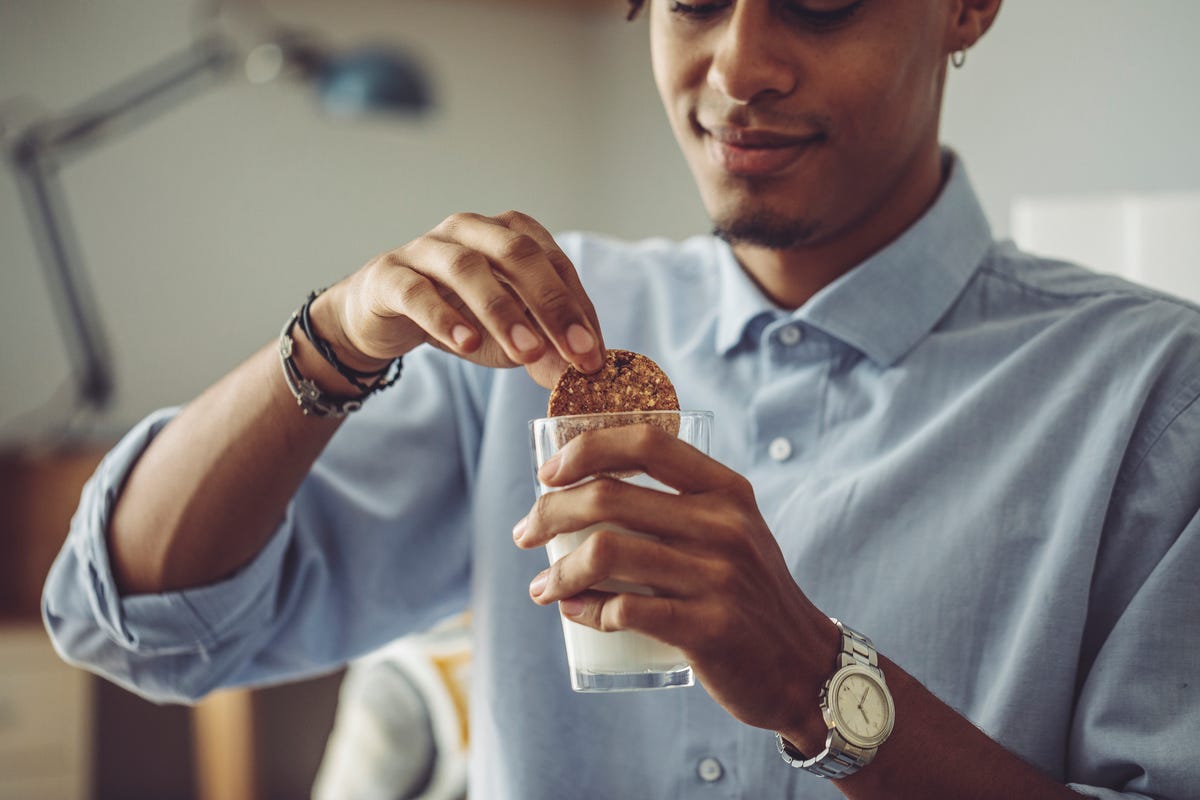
[835,619,880,673]
[775,619,884,779]
[776,729,873,778]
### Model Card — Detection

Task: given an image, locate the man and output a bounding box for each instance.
[44,1,1199,798]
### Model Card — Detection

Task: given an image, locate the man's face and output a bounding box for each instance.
[650,0,952,251]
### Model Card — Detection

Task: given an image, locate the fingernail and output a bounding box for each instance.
[581,352,604,373]
[560,597,585,617]
[512,516,528,542]
[529,570,548,597]
[451,324,474,347]
[566,324,596,355]
[538,453,561,481]
[511,323,540,353]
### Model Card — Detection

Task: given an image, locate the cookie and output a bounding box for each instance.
[546,350,681,464]
[548,349,679,417]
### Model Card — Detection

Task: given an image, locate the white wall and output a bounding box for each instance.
[3,1,1198,443]
[942,0,1200,236]
[579,11,709,242]
[0,1,611,440]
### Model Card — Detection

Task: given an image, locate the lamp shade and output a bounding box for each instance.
[317,48,432,116]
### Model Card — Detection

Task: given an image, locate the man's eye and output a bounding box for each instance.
[669,1,731,18]
[668,0,865,29]
[785,1,865,29]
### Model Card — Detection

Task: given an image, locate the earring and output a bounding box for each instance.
[951,48,967,68]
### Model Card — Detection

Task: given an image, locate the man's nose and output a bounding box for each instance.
[707,7,797,104]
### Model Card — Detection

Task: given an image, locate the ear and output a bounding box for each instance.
[946,0,1003,54]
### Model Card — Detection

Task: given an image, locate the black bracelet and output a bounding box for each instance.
[279,310,361,418]
[298,289,402,395]
[278,294,402,418]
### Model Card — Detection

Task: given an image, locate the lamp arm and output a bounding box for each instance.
[14,34,236,159]
[8,34,238,412]
[12,154,113,409]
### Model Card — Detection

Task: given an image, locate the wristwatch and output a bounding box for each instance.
[775,619,895,779]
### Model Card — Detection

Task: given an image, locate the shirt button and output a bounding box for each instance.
[768,437,793,462]
[778,325,803,346]
[697,756,724,782]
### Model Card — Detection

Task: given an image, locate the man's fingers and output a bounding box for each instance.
[439,212,603,373]
[343,252,482,358]
[529,526,704,603]
[558,590,697,650]
[354,210,603,373]
[538,422,737,497]
[393,236,548,364]
[494,210,607,364]
[517,478,715,549]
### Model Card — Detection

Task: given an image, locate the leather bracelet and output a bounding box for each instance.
[278,300,401,418]
[298,289,402,395]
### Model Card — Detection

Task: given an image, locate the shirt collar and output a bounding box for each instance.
[714,152,993,366]
[714,241,781,353]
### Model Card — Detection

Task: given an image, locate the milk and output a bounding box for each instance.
[545,523,691,689]
[529,410,712,691]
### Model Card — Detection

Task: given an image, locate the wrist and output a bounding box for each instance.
[289,318,375,400]
[775,618,895,780]
[309,287,394,374]
[779,615,842,756]
[277,290,403,418]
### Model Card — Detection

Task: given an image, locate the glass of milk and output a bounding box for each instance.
[529,410,713,692]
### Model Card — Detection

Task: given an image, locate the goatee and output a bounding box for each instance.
[712,210,822,251]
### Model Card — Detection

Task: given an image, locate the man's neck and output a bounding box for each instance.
[732,148,947,311]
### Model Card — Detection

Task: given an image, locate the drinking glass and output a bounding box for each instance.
[529,410,713,692]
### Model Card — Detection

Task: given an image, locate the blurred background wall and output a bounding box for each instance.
[0,0,701,441]
[1,1,1197,799]
[2,0,1199,438]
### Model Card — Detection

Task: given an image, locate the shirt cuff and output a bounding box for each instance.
[70,407,293,656]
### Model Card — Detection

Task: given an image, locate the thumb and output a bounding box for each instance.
[525,351,571,390]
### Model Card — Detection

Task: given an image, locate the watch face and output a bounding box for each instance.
[830,666,894,747]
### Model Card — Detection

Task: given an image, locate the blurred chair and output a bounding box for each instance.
[311,613,470,800]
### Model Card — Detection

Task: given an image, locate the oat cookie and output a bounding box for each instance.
[546,350,681,464]
[548,349,679,417]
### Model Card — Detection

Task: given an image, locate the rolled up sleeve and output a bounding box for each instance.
[42,347,481,704]
[42,408,296,702]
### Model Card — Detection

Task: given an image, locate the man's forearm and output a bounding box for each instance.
[787,656,1082,799]
[108,320,359,595]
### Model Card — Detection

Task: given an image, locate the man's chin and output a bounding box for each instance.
[710,210,823,251]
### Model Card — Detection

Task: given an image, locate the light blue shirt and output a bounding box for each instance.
[44,156,1200,799]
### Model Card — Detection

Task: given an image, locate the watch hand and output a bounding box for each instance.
[858,687,870,708]
[859,706,870,725]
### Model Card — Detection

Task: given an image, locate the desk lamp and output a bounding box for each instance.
[6,22,431,416]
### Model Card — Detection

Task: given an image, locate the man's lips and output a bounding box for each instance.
[701,125,825,177]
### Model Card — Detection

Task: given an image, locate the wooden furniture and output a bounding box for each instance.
[192,689,260,800]
[0,445,343,800]
[0,624,92,800]
[0,446,106,800]
[0,446,268,799]
[0,445,108,619]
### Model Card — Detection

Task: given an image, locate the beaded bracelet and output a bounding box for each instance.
[278,294,402,418]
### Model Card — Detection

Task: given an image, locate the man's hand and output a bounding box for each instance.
[314,210,604,388]
[106,210,603,594]
[514,425,1087,800]
[513,423,837,752]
